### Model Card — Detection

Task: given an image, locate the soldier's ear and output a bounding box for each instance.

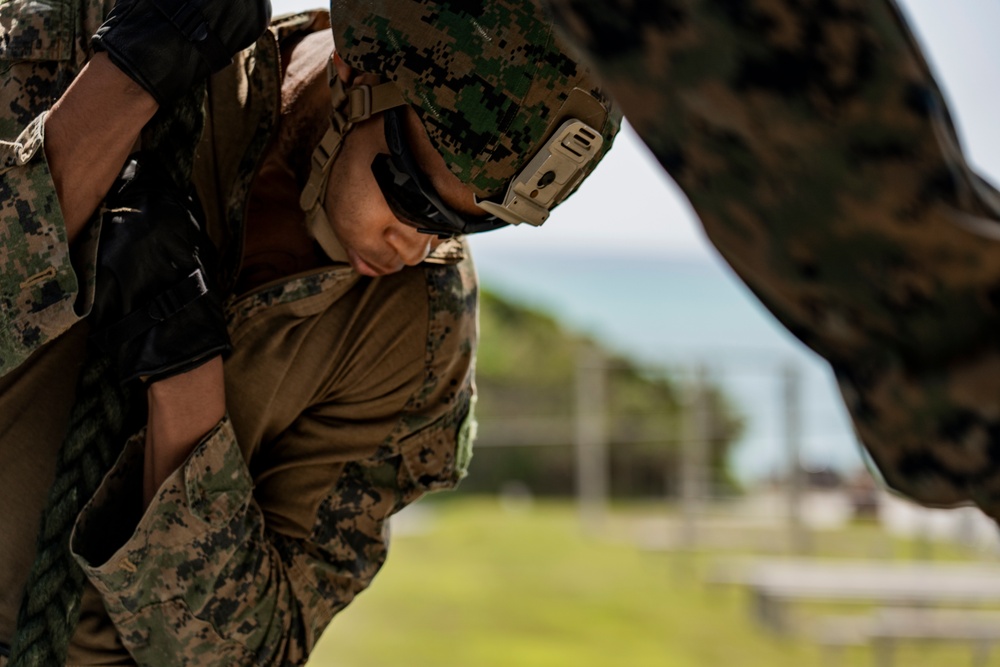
[332,52,352,84]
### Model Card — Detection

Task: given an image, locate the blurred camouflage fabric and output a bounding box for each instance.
[544,0,1000,517]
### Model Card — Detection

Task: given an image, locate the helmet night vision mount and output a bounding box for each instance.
[476,117,604,227]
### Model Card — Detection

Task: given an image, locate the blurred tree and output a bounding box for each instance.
[467,288,744,498]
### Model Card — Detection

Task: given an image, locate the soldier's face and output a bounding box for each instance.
[322,99,481,277]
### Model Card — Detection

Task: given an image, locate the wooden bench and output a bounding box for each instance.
[814,608,1000,667]
[733,559,1000,633]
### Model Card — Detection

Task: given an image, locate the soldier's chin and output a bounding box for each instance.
[347,248,392,277]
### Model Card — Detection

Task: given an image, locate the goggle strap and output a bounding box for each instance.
[299,122,345,212]
[299,66,406,214]
[305,205,350,263]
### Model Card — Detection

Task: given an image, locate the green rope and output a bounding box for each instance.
[8,351,135,666]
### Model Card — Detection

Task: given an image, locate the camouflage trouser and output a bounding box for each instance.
[546,0,1000,517]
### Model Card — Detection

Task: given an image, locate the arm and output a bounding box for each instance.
[83,151,233,509]
[0,0,269,379]
[70,255,479,664]
[143,357,226,507]
[0,49,155,377]
[44,53,157,244]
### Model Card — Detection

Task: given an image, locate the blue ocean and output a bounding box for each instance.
[469,244,868,484]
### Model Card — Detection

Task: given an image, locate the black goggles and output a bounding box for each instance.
[371,106,509,239]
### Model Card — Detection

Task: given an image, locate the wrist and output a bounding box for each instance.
[147,355,225,405]
[147,356,226,440]
[144,356,225,507]
[85,52,159,108]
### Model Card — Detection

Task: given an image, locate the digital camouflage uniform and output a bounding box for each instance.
[0,8,476,665]
[329,0,621,200]
[545,0,1000,519]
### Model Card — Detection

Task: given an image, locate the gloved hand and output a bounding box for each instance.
[92,0,272,104]
[90,154,231,385]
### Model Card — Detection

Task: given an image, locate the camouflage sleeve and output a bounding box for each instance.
[545,0,1000,518]
[0,0,109,378]
[0,113,99,379]
[68,259,478,665]
[70,406,475,664]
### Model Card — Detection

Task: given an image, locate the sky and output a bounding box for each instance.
[272,0,1000,260]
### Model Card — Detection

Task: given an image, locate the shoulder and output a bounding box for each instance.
[422,241,479,359]
[421,239,478,383]
[375,242,478,440]
[376,247,479,492]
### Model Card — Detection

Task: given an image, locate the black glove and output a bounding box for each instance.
[90,154,231,384]
[92,0,271,104]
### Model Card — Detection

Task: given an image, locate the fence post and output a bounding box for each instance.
[575,347,608,532]
[680,365,710,549]
[782,363,810,554]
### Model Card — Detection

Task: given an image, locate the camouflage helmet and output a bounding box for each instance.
[329,0,621,215]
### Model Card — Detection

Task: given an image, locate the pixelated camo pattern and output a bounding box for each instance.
[72,253,477,664]
[224,267,358,332]
[546,0,1000,519]
[384,250,478,467]
[330,0,621,199]
[0,116,77,375]
[0,0,107,377]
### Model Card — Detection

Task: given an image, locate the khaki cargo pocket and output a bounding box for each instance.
[400,397,476,493]
[0,0,74,62]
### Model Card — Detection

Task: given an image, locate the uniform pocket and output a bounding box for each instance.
[400,397,476,493]
[0,0,74,62]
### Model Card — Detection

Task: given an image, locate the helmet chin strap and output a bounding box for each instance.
[299,58,405,262]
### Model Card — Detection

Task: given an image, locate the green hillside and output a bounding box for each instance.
[467,287,744,497]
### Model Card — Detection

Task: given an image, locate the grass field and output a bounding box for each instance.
[309,497,999,667]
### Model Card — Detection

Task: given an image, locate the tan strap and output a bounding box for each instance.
[304,207,350,263]
[298,122,345,212]
[346,83,406,123]
[299,65,407,265]
[298,77,406,214]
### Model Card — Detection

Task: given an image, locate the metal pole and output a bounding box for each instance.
[575,347,608,532]
[782,363,809,553]
[680,365,709,548]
